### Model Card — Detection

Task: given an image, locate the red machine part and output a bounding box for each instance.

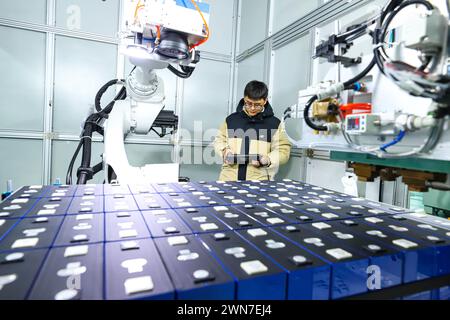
[339,103,372,118]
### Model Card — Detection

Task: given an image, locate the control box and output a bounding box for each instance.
[345,114,380,135]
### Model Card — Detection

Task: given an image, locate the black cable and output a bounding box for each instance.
[344,57,377,89]
[167,64,194,79]
[94,79,125,113]
[66,140,83,185]
[303,95,328,132]
[374,0,434,76]
[77,123,94,185]
[92,162,103,175]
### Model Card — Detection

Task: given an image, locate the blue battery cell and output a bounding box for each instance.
[105,239,174,300]
[175,208,231,234]
[150,183,184,194]
[28,243,103,300]
[0,248,48,299]
[67,195,104,215]
[75,184,104,197]
[237,227,331,300]
[103,184,131,196]
[198,231,287,300]
[274,224,370,299]
[280,201,348,222]
[134,193,171,211]
[105,211,151,242]
[24,196,72,217]
[0,216,64,252]
[54,213,104,246]
[315,220,404,289]
[177,182,211,193]
[154,235,234,299]
[104,195,138,213]
[207,205,264,230]
[128,184,157,195]
[257,202,325,223]
[162,192,219,209]
[44,185,77,198]
[438,286,450,300]
[6,185,50,200]
[0,196,40,219]
[0,219,19,241]
[360,216,448,282]
[388,216,450,276]
[235,204,297,226]
[142,209,192,238]
[209,190,253,206]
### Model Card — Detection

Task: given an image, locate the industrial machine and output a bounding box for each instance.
[283,0,450,203]
[66,0,211,186]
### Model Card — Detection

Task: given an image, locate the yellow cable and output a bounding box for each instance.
[134,0,144,18]
[189,0,210,49]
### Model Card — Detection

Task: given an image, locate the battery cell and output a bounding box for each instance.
[105,239,174,300]
[199,231,287,300]
[0,248,48,299]
[28,243,103,300]
[0,216,64,251]
[154,235,234,299]
[237,227,331,300]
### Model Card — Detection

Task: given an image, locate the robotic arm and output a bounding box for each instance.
[69,0,211,185]
[285,0,450,159]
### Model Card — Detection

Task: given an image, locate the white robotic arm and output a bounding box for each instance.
[71,0,210,185]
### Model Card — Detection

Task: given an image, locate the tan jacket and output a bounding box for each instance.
[214,100,291,181]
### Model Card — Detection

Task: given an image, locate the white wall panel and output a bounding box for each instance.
[181,59,231,139]
[236,50,265,104]
[202,0,235,55]
[272,0,320,34]
[238,0,268,53]
[0,0,47,24]
[0,138,43,188]
[271,33,311,117]
[53,36,117,134]
[0,27,46,131]
[55,0,120,37]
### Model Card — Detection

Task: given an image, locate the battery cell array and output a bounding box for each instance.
[0,180,449,300]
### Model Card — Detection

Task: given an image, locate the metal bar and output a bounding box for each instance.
[0,18,119,45]
[228,0,240,114]
[42,0,56,186]
[0,131,45,140]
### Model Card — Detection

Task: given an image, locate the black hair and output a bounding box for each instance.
[244,80,268,100]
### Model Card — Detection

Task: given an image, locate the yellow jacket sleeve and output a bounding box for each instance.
[268,122,291,167]
[214,121,229,157]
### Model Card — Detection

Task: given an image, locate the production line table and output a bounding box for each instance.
[0,179,449,300]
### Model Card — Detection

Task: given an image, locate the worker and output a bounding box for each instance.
[214,80,291,181]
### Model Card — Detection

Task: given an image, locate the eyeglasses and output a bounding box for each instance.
[244,99,265,110]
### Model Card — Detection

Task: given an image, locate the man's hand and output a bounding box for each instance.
[223,149,233,165]
[251,155,270,168]
[259,155,271,167]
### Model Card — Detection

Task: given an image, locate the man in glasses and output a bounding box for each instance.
[214,80,291,181]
